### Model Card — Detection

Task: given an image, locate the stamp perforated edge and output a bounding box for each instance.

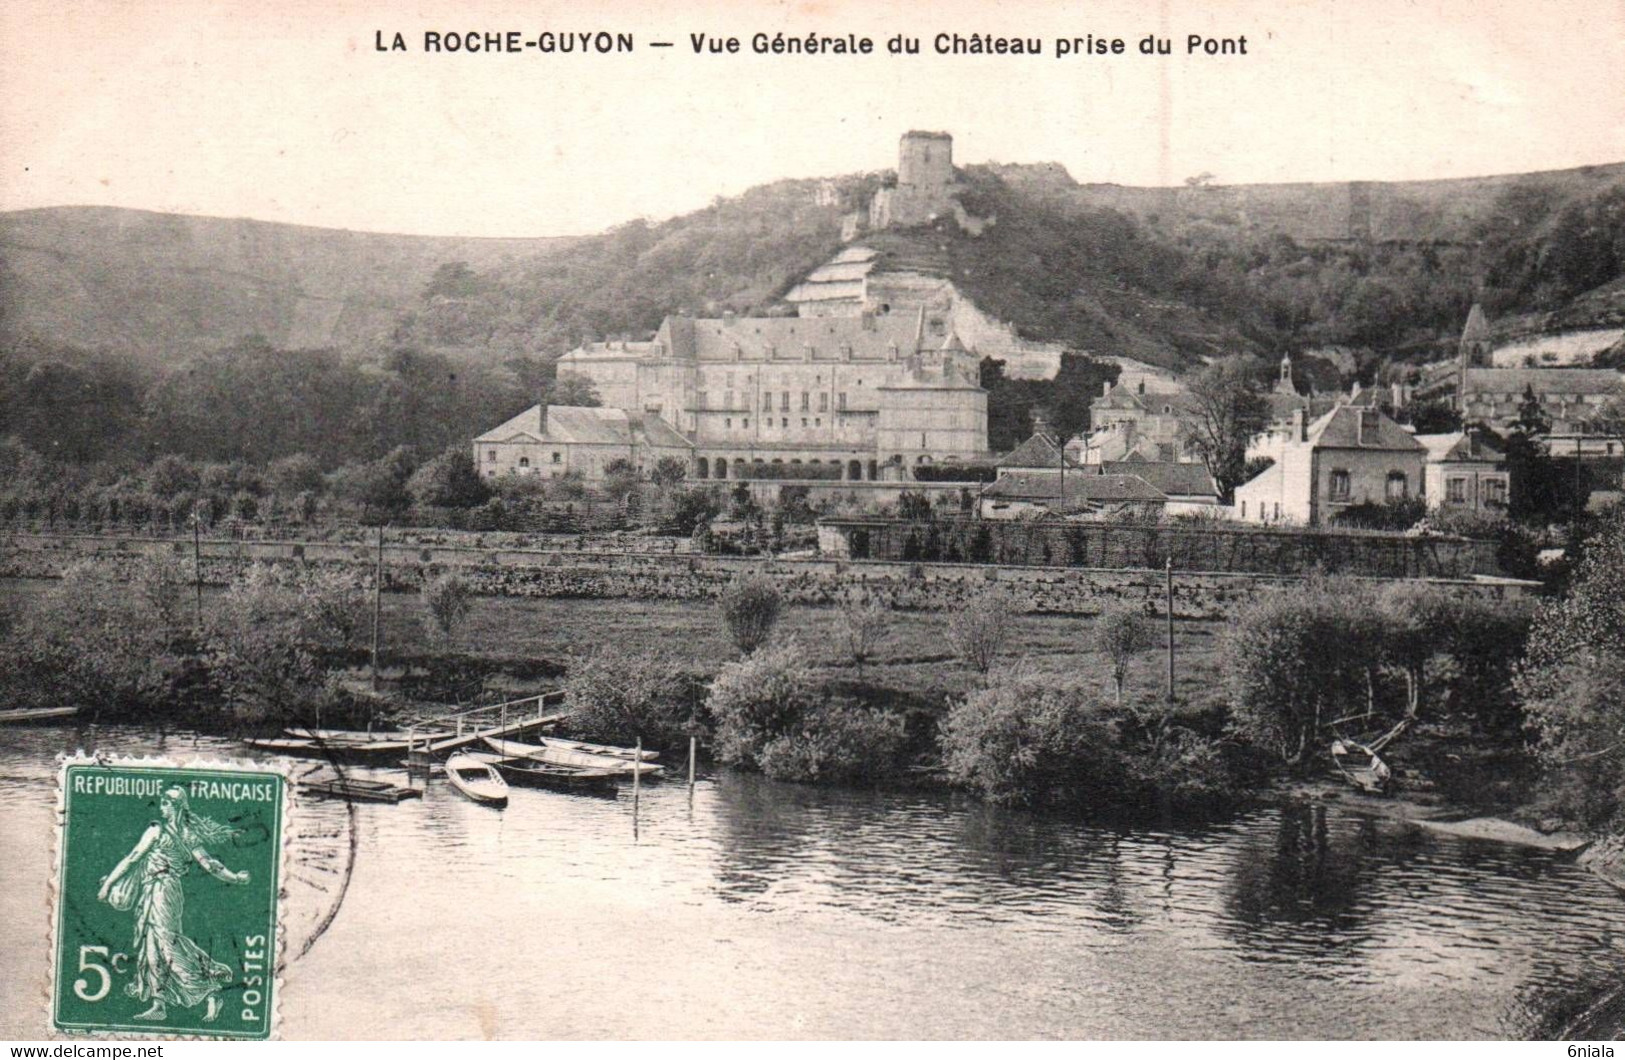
[45,751,295,1041]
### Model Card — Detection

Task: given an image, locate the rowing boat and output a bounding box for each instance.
[464,751,620,795]
[481,736,664,779]
[286,727,448,745]
[538,736,660,762]
[445,752,509,807]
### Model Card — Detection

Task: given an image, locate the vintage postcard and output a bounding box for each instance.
[3,0,1625,1045]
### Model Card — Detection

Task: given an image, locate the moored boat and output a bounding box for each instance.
[538,736,660,762]
[445,752,510,807]
[0,706,80,725]
[464,751,620,795]
[481,736,664,779]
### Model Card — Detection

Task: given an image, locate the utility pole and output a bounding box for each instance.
[191,511,203,628]
[1576,435,1584,523]
[370,525,383,692]
[1165,556,1175,702]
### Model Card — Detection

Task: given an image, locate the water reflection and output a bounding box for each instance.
[1,726,1622,1038]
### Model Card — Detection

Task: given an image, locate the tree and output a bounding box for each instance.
[1095,602,1154,708]
[1179,356,1271,499]
[719,575,782,655]
[602,458,642,502]
[650,456,689,487]
[420,572,474,641]
[706,638,819,766]
[265,454,326,497]
[838,598,891,676]
[947,585,1018,677]
[549,372,601,407]
[406,447,491,509]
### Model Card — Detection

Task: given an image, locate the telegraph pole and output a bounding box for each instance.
[1165,556,1175,702]
[370,525,384,692]
[192,511,203,628]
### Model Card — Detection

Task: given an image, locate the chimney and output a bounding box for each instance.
[538,404,548,436]
[1102,380,1112,398]
[1358,407,1380,445]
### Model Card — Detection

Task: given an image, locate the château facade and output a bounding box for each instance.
[519,309,988,482]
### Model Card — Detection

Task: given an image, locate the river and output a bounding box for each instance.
[1,724,1621,1039]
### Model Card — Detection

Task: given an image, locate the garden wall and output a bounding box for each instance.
[817,518,1503,579]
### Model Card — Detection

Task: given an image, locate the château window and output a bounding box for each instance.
[518,457,530,468]
[781,418,788,428]
[819,393,829,412]
[487,450,496,462]
[552,452,562,464]
[1329,469,1351,501]
[725,418,732,429]
[1446,477,1467,503]
[838,392,848,410]
[1385,471,1408,501]
[725,390,735,408]
[743,418,749,429]
[762,392,772,411]
[781,393,790,412]
[801,418,809,427]
[801,392,810,412]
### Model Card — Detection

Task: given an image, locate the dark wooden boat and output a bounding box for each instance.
[481,736,664,779]
[465,751,619,795]
[1331,739,1393,795]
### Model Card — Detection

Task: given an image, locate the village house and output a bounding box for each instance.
[537,308,989,483]
[1415,429,1510,515]
[1077,378,1201,464]
[1232,405,1426,526]
[977,470,1167,520]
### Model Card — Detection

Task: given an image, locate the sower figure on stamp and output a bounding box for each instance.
[96,786,250,1023]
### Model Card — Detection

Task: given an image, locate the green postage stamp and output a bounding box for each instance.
[51,758,287,1039]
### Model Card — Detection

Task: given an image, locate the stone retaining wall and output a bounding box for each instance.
[0,532,1530,620]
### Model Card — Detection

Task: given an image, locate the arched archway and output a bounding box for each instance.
[714,459,727,480]
[733,458,747,478]
[848,459,863,481]
[697,457,710,479]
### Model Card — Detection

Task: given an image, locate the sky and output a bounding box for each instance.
[2,0,1623,238]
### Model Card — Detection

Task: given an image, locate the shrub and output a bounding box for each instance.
[1095,602,1154,708]
[838,598,891,674]
[706,638,818,767]
[939,676,1123,807]
[563,644,702,749]
[406,447,491,509]
[420,572,474,641]
[946,585,1018,676]
[755,700,908,786]
[205,564,365,722]
[720,575,782,655]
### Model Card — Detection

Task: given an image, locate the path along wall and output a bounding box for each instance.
[0,533,1532,621]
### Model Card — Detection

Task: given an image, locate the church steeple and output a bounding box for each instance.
[1457,302,1491,413]
[1274,352,1297,396]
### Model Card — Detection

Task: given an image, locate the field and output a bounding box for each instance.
[379,591,1231,715]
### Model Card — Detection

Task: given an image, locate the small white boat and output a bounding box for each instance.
[0,706,80,724]
[445,752,509,807]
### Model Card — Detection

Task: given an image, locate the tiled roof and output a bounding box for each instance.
[472,405,546,444]
[981,470,1167,503]
[472,405,639,446]
[1305,405,1424,451]
[1099,461,1219,498]
[1462,368,1623,397]
[998,433,1076,469]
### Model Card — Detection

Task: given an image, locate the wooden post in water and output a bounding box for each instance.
[633,736,642,838]
[370,526,383,692]
[1165,556,1175,702]
[688,735,696,791]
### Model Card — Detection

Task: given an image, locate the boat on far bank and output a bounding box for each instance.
[445,752,509,807]
[0,706,79,725]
